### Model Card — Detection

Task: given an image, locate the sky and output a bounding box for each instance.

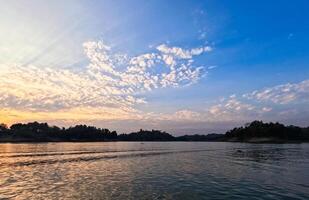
[0,0,308,134]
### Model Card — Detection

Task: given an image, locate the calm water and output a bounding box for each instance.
[0,142,308,200]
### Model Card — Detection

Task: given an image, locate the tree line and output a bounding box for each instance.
[0,121,222,142]
[0,122,117,142]
[225,120,309,142]
[0,120,308,142]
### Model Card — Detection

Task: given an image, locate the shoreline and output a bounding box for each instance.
[0,139,308,144]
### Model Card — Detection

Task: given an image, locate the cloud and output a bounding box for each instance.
[1,38,307,132]
[0,40,211,124]
[156,44,212,59]
[244,80,309,104]
[262,107,272,112]
[159,110,202,122]
[205,96,259,121]
[149,96,260,124]
[159,79,309,125]
[84,41,210,91]
[153,44,212,87]
[207,65,217,70]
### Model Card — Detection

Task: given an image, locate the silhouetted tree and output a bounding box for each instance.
[5,122,117,141]
[118,129,175,141]
[0,123,8,132]
[225,121,309,141]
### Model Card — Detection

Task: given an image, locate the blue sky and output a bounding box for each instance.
[0,0,308,134]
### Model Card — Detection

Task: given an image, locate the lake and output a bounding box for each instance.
[0,142,308,199]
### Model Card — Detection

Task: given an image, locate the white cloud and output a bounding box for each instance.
[158,80,309,124]
[156,44,212,59]
[0,40,211,124]
[207,65,217,70]
[262,107,272,112]
[161,110,202,121]
[2,38,307,132]
[206,97,257,121]
[244,80,309,104]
